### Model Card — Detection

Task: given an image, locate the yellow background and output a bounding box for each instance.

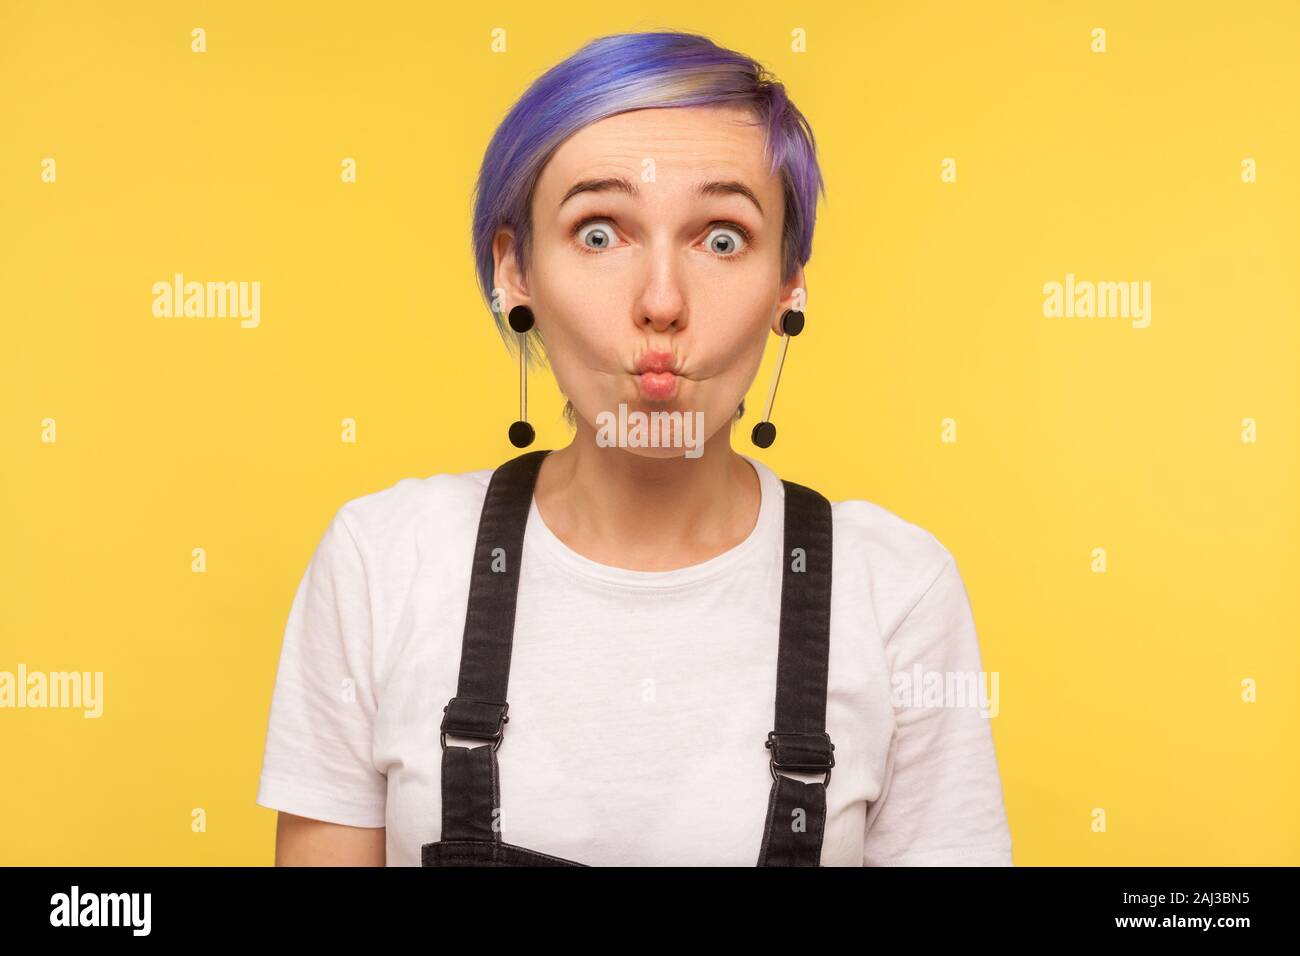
[2,0,1296,865]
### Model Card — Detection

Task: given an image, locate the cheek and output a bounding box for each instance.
[701,288,776,373]
[529,249,606,350]
[713,336,767,404]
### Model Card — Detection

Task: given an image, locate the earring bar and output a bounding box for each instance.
[757,331,790,428]
[519,328,527,423]
[507,304,537,447]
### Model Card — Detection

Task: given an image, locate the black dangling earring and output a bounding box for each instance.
[507,305,535,448]
[751,309,804,448]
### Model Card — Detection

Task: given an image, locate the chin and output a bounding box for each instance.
[583,400,715,460]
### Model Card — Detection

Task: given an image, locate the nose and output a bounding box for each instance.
[635,249,689,334]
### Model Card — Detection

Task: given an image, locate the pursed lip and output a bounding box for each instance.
[633,350,678,375]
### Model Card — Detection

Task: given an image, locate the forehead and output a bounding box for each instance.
[535,105,778,203]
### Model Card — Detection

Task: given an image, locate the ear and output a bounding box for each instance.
[771,266,808,335]
[492,226,530,314]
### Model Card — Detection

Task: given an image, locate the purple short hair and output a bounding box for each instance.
[471,30,827,355]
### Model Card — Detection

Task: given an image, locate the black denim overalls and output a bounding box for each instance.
[421,449,835,866]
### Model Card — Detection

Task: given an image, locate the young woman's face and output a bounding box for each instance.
[497,105,804,455]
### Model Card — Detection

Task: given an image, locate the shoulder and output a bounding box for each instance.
[824,492,958,641]
[302,464,499,662]
[327,464,495,564]
[828,495,953,578]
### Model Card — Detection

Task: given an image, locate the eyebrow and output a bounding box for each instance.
[559,176,764,217]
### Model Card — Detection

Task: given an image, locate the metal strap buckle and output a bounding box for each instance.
[765,731,835,786]
[440,697,510,751]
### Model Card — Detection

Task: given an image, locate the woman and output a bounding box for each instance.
[256,30,1013,866]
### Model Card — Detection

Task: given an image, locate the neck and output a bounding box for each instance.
[532,422,761,572]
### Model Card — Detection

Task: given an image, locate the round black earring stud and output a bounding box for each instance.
[751,421,776,448]
[508,305,535,333]
[508,421,535,448]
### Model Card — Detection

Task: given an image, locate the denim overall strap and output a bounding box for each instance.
[436,448,551,844]
[757,479,835,866]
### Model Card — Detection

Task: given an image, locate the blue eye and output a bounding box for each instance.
[571,216,753,260]
[705,225,747,256]
[577,221,618,251]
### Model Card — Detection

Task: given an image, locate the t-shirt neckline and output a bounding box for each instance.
[524,453,781,592]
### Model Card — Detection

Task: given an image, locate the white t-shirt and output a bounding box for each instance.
[256,454,1014,866]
